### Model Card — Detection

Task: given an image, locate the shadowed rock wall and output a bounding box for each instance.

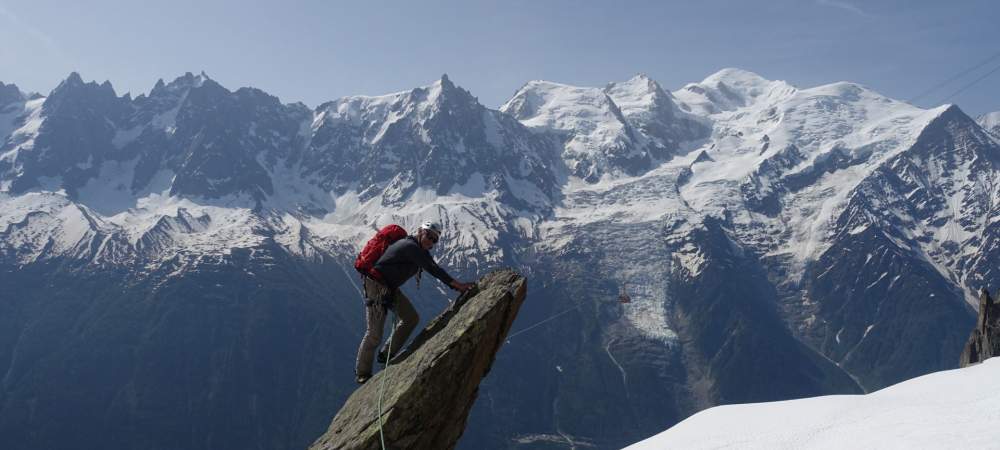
[961,288,1000,366]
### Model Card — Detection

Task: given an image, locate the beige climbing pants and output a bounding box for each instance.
[355,276,419,376]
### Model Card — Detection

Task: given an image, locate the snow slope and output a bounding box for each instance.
[979,111,1000,140]
[627,358,1000,450]
[673,69,948,263]
[501,74,705,183]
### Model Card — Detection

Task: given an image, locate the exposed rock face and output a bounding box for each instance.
[961,288,1000,366]
[309,269,526,450]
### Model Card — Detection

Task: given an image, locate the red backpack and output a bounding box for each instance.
[354,224,408,278]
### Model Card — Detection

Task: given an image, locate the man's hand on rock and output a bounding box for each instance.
[450,280,475,292]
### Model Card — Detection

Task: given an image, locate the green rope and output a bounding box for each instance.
[376,310,397,450]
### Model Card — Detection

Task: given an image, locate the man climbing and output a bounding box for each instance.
[354,221,475,384]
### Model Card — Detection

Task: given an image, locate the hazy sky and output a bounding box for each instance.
[2,0,999,116]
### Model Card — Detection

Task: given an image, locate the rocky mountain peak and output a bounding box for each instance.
[144,72,224,111]
[502,75,707,182]
[303,75,557,209]
[60,71,85,87]
[416,73,477,113]
[499,80,640,181]
[438,72,453,88]
[608,73,661,95]
[46,72,122,109]
[605,73,672,112]
[912,104,1000,163]
[49,72,118,99]
[131,72,215,126]
[0,81,25,106]
[2,72,132,194]
[961,288,1000,366]
[172,71,212,89]
[309,269,527,450]
[606,73,708,156]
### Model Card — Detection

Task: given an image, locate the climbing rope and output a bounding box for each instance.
[505,305,580,342]
[372,287,470,449]
[376,310,397,450]
[908,49,1000,104]
[505,293,635,342]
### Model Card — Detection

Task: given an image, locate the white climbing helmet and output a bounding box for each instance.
[418,221,442,237]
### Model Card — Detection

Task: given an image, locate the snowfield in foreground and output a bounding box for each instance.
[627,357,1000,449]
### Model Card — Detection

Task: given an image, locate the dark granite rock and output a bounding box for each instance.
[309,269,526,450]
[960,288,1000,366]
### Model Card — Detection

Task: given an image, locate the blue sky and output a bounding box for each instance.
[2,0,999,116]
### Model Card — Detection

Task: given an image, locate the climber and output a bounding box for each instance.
[618,281,631,304]
[354,221,475,384]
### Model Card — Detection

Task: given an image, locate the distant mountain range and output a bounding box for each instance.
[1,69,997,450]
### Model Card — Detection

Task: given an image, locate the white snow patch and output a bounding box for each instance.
[0,191,94,263]
[501,80,638,180]
[978,111,1000,131]
[0,96,30,144]
[627,358,1000,449]
[1,97,46,164]
[865,272,888,290]
[76,159,140,215]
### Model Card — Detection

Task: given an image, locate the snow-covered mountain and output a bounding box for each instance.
[501,74,707,182]
[0,82,30,144]
[660,69,996,389]
[0,69,997,450]
[627,357,1000,449]
[305,74,557,207]
[979,111,1000,140]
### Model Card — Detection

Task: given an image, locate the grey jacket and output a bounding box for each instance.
[372,236,454,289]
